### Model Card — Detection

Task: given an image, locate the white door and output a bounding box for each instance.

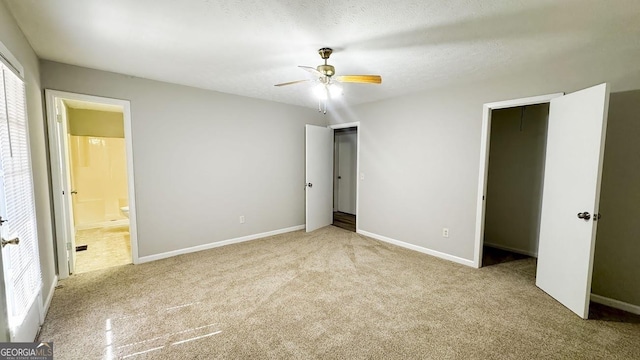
[0,64,43,341]
[536,83,610,319]
[54,100,76,274]
[305,125,333,232]
[336,131,357,214]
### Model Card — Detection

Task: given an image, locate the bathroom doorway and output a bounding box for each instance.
[67,101,130,273]
[46,90,138,278]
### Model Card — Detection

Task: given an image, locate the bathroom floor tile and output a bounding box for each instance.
[74,225,132,274]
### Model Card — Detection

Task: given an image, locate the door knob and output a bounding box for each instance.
[70,190,78,195]
[1,237,19,248]
[577,212,591,220]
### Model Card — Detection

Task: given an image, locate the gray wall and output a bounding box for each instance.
[592,90,640,307]
[331,85,483,260]
[484,104,549,256]
[40,60,326,257]
[0,0,57,320]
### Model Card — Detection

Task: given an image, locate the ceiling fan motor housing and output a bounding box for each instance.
[317,64,335,77]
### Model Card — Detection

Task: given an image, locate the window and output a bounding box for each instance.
[0,58,42,331]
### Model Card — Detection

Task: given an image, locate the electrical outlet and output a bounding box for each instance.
[442,228,449,238]
[239,216,245,224]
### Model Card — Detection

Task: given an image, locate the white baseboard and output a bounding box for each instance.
[484,242,538,258]
[75,219,129,231]
[138,225,305,264]
[43,275,58,320]
[591,293,640,315]
[357,230,475,267]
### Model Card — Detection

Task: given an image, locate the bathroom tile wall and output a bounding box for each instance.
[69,135,128,227]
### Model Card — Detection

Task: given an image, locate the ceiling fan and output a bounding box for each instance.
[275,47,382,113]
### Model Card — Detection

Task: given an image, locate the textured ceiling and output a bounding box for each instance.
[5,0,640,108]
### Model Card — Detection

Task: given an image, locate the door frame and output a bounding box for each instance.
[328,122,360,231]
[45,90,139,279]
[473,93,563,268]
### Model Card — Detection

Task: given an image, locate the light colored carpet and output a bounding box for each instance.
[75,225,131,274]
[39,226,640,359]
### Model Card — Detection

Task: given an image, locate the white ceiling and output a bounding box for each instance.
[5,0,640,108]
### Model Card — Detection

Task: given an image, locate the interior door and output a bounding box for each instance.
[305,125,333,232]
[536,83,610,319]
[55,99,76,274]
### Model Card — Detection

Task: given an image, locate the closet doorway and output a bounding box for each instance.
[482,104,549,270]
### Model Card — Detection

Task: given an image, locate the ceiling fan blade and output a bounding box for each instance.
[298,66,323,77]
[274,79,310,87]
[335,75,382,84]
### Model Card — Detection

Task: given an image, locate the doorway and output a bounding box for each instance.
[45,90,139,278]
[475,92,562,269]
[482,104,549,269]
[333,127,357,232]
[66,101,130,273]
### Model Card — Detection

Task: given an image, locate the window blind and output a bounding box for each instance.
[0,64,42,329]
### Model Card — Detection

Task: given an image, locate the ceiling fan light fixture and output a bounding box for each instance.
[313,82,342,100]
[328,83,342,98]
[313,83,328,100]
